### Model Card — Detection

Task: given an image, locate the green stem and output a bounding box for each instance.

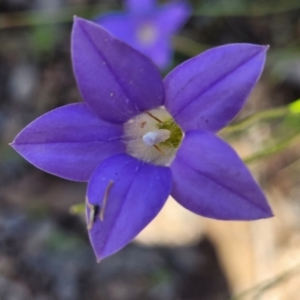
[223,107,290,134]
[229,264,300,300]
[69,203,85,215]
[243,133,300,164]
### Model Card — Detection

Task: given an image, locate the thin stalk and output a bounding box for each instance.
[244,133,300,164]
[223,107,290,134]
[229,264,300,300]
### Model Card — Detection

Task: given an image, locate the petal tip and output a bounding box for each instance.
[73,16,93,29]
[257,198,274,219]
[260,207,274,219]
[9,140,18,151]
[245,204,274,221]
[73,15,80,23]
[262,44,270,51]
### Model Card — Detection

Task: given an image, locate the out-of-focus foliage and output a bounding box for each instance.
[221,98,300,164]
[194,0,300,16]
[1,0,300,299]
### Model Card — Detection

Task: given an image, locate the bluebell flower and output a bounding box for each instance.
[11,18,273,261]
[95,0,191,69]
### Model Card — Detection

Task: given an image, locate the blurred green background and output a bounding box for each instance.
[0,0,300,299]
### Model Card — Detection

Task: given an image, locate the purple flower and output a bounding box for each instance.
[11,18,273,261]
[95,0,191,69]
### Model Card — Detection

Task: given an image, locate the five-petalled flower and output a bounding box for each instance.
[11,17,273,261]
[95,0,191,69]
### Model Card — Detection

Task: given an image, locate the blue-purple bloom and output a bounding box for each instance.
[11,17,273,261]
[95,0,191,69]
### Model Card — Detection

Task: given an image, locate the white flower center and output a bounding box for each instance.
[136,23,158,45]
[123,107,183,166]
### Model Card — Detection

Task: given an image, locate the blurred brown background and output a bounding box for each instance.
[1,0,300,299]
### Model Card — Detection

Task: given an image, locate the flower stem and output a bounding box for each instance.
[223,106,290,134]
[244,133,300,164]
[229,263,300,300]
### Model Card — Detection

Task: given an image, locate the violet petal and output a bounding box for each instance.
[156,1,191,34]
[164,44,268,132]
[86,153,172,260]
[171,130,273,220]
[11,103,125,182]
[72,17,164,123]
[125,0,156,14]
[142,38,172,69]
[97,14,171,69]
[95,13,136,47]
